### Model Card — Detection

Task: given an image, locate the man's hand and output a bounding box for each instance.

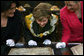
[28,40,37,46]
[6,39,15,47]
[56,42,66,48]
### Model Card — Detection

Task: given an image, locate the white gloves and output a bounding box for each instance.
[43,39,51,45]
[56,42,66,48]
[28,40,37,46]
[6,39,15,47]
[28,39,51,46]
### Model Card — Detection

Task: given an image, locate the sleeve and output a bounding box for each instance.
[54,18,62,42]
[60,15,71,44]
[11,10,23,43]
[43,15,61,42]
[23,20,33,43]
[45,29,58,42]
[46,20,62,42]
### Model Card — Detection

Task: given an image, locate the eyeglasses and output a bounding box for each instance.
[9,7,16,10]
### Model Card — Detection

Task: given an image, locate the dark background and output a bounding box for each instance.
[16,1,65,8]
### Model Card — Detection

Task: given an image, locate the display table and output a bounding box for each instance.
[8,42,82,55]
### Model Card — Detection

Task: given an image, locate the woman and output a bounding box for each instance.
[1,1,22,55]
[56,1,83,48]
[24,3,60,46]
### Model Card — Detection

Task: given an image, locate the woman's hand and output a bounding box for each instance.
[28,40,37,46]
[43,39,51,45]
[6,39,15,47]
[56,42,66,48]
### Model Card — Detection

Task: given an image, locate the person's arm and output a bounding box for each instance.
[10,11,23,43]
[56,16,71,48]
[23,21,33,43]
[6,11,23,47]
[60,15,71,44]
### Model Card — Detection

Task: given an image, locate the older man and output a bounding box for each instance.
[56,1,83,48]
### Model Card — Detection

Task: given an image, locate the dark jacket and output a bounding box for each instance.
[1,10,23,45]
[23,14,61,44]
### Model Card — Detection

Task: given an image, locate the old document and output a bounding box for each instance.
[8,47,54,55]
[71,44,83,55]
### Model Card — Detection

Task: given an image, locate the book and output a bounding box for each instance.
[70,44,83,55]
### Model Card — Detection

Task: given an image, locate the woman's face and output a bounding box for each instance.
[65,1,80,12]
[36,17,48,28]
[5,3,16,17]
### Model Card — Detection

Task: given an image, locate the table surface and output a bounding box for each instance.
[9,42,82,55]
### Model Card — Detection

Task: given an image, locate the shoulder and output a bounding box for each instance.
[25,14,34,29]
[50,14,59,25]
[60,6,68,16]
[60,6,69,21]
[25,14,33,20]
[14,10,22,17]
[51,14,58,20]
[11,10,22,21]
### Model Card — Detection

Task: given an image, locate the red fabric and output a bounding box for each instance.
[60,1,83,44]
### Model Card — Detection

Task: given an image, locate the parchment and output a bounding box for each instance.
[8,47,54,55]
[71,44,83,55]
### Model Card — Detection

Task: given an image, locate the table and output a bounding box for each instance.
[8,42,81,55]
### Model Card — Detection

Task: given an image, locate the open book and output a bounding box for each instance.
[70,44,83,55]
